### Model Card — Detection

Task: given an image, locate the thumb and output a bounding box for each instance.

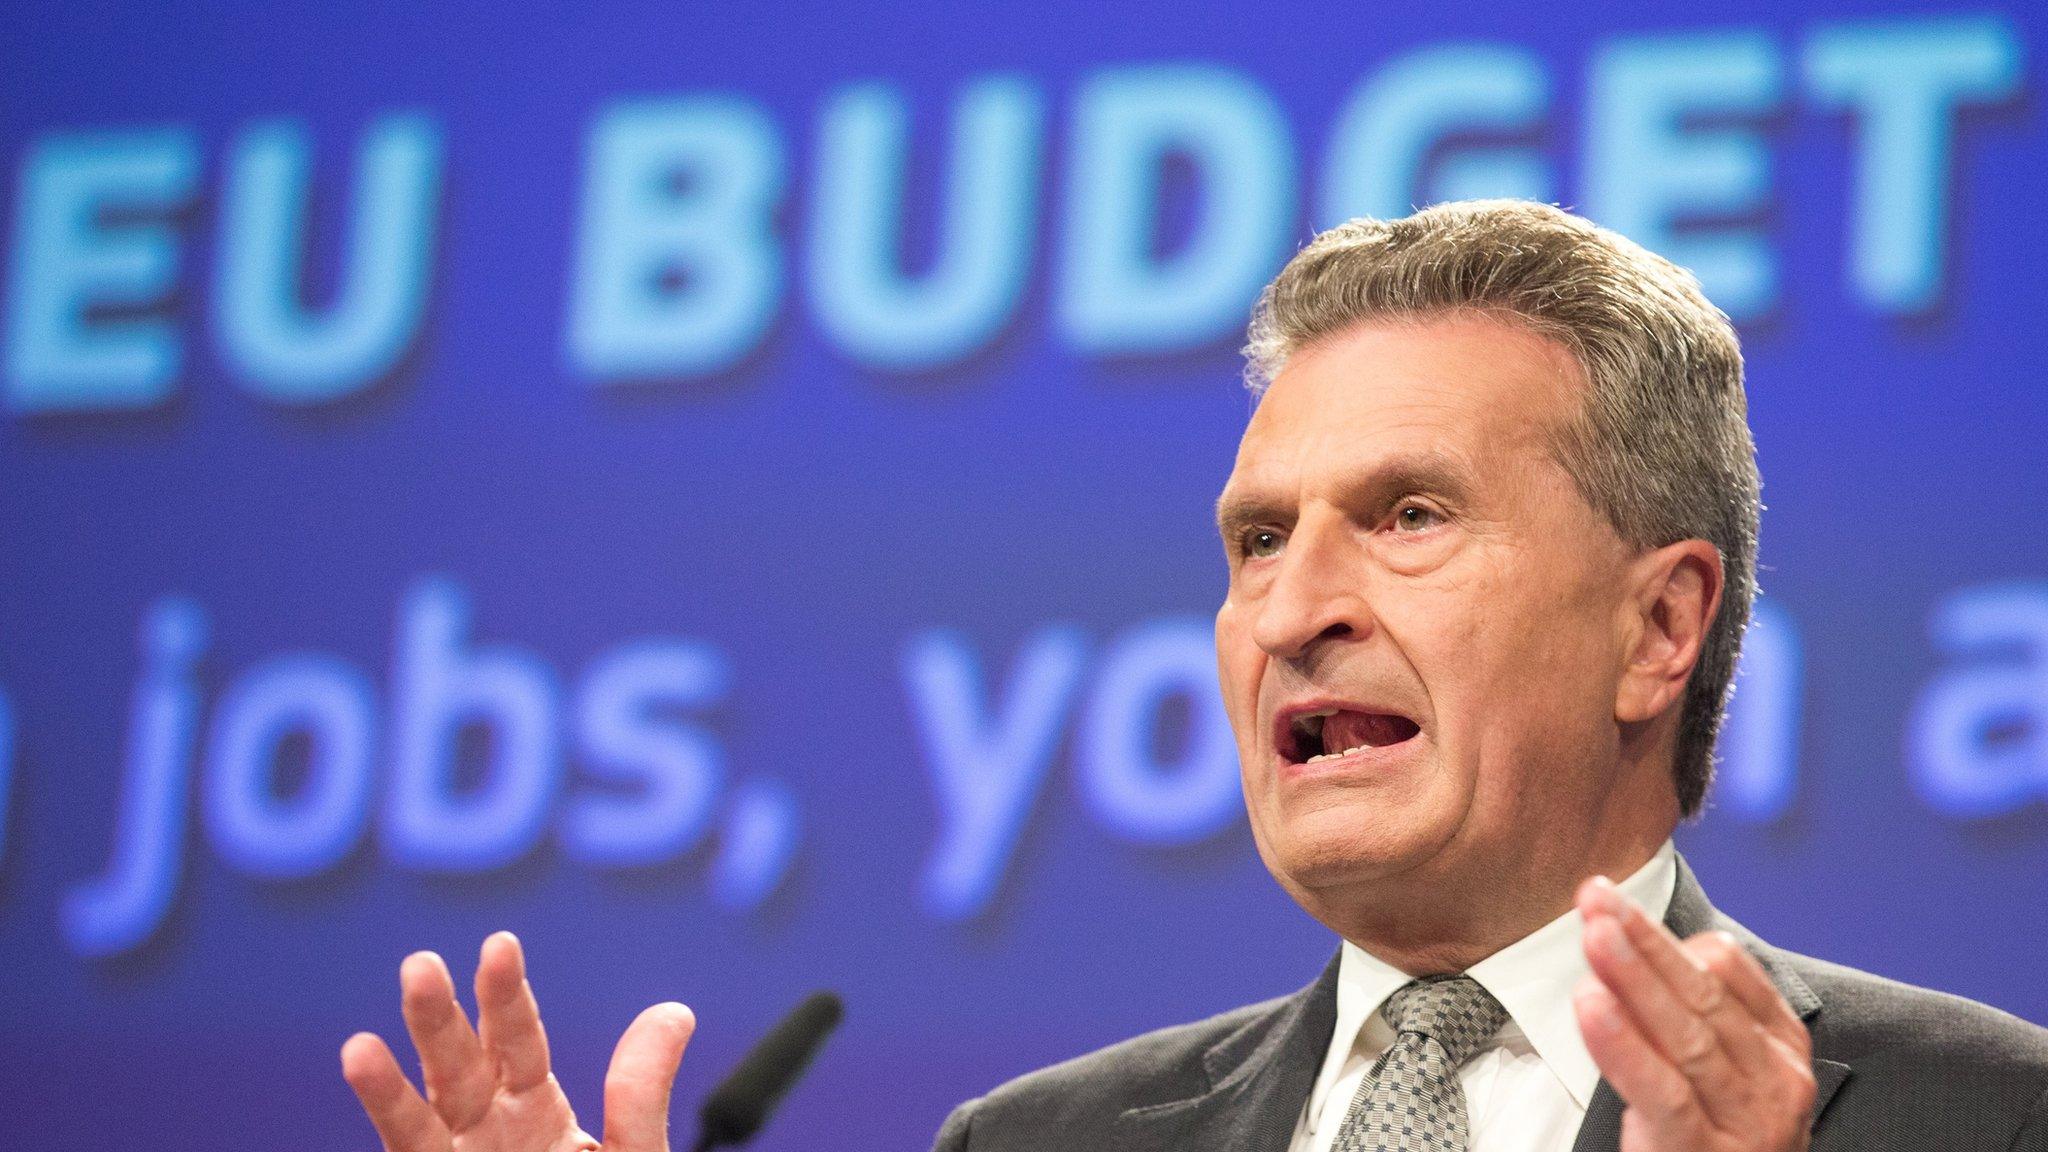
[602,1002,697,1152]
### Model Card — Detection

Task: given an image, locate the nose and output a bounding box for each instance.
[1250,508,1374,661]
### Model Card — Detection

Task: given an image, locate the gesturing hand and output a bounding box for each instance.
[1573,877,1817,1152]
[341,932,696,1152]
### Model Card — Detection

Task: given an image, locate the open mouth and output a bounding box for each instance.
[1280,707,1422,765]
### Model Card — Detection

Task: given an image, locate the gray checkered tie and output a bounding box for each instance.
[1331,976,1510,1152]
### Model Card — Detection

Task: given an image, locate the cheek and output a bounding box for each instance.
[1428,553,1615,692]
[1386,578,1574,775]
[1214,604,1262,742]
[1418,574,1623,806]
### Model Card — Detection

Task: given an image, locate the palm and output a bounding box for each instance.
[446,1085,586,1152]
[342,932,695,1152]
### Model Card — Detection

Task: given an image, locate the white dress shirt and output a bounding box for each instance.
[1289,841,1678,1152]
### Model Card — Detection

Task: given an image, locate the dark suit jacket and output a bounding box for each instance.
[932,857,2048,1150]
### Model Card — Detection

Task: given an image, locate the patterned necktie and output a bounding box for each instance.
[1331,975,1511,1152]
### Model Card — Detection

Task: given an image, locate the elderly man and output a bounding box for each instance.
[341,202,2048,1152]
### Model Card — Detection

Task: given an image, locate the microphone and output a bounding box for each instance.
[691,992,845,1151]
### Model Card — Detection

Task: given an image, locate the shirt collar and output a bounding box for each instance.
[1302,840,1678,1130]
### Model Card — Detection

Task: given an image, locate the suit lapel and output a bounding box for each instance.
[1570,854,1853,1152]
[1114,949,1342,1152]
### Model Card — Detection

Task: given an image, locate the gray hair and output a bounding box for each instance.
[1242,199,1760,818]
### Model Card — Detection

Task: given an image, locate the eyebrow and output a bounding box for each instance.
[1214,449,1478,540]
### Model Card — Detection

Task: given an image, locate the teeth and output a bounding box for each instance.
[1305,743,1377,763]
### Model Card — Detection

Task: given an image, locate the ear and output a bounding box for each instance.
[1615,539,1724,725]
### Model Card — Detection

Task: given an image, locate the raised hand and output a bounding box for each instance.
[341,932,696,1152]
[1572,877,1817,1152]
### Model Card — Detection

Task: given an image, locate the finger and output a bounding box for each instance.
[476,931,553,1092]
[400,951,495,1131]
[1573,977,1708,1146]
[342,1032,455,1152]
[1669,931,1794,1077]
[602,1002,697,1152]
[1595,887,1776,1083]
[1685,930,1812,1059]
[1578,896,1754,1128]
[1683,930,1821,1128]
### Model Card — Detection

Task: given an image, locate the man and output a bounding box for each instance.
[340,202,2048,1152]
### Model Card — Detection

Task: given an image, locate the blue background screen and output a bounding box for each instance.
[1,3,2043,1148]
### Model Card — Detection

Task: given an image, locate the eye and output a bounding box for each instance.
[1241,527,1285,559]
[1391,502,1444,533]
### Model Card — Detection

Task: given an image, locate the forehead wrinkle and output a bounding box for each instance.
[1221,319,1586,543]
[1263,314,1585,452]
[1329,446,1479,511]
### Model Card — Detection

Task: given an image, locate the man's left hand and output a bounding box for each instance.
[1572,876,1817,1152]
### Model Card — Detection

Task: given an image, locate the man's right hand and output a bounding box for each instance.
[341,932,696,1152]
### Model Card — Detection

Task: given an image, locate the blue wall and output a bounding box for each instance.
[0,2,2042,1149]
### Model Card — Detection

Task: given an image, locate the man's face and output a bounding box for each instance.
[1215,314,1644,918]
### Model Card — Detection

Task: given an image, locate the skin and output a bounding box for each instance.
[346,310,1812,1152]
[340,932,693,1152]
[1215,311,1812,1149]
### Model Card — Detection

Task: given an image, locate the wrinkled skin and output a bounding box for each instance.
[1214,314,1810,1149]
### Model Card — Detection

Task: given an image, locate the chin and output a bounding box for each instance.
[1258,799,1462,896]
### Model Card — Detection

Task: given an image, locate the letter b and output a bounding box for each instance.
[567,98,785,381]
[385,578,562,869]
